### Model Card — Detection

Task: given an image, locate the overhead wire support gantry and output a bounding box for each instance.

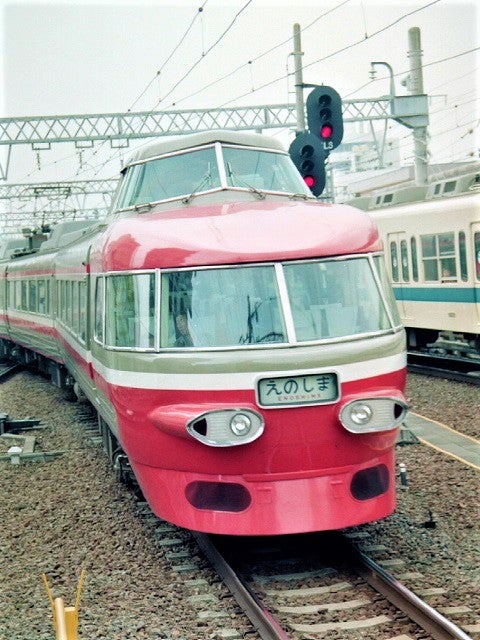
[0,99,397,180]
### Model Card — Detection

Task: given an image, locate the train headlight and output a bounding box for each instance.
[340,397,407,433]
[349,403,373,426]
[230,413,252,436]
[187,409,264,447]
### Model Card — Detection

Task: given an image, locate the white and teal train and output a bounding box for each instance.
[348,166,480,359]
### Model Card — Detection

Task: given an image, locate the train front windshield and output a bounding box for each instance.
[101,256,401,350]
[114,143,312,209]
[160,257,400,348]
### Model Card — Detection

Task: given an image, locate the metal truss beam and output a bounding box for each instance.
[0,99,392,179]
[0,178,117,199]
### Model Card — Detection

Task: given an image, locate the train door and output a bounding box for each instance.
[472,223,480,323]
[386,232,410,320]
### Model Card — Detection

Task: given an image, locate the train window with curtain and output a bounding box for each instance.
[284,258,392,341]
[389,242,399,282]
[94,278,104,343]
[160,266,286,348]
[105,274,155,349]
[410,237,419,281]
[400,240,409,281]
[458,232,468,281]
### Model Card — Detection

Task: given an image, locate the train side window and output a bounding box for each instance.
[72,281,80,336]
[410,237,419,281]
[15,280,21,310]
[46,279,50,315]
[400,240,409,281]
[28,280,36,313]
[7,280,15,308]
[389,242,399,282]
[94,277,104,343]
[421,235,439,281]
[79,281,87,342]
[475,232,480,281]
[458,232,468,281]
[21,280,28,310]
[38,280,46,314]
[439,232,456,280]
[105,274,155,349]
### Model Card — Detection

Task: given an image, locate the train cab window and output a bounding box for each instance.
[410,237,419,281]
[94,278,104,342]
[459,232,468,281]
[400,240,409,281]
[443,180,456,194]
[284,258,393,340]
[160,267,286,348]
[117,147,221,208]
[389,242,399,282]
[223,146,307,194]
[105,274,155,349]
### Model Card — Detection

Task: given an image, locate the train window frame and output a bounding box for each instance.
[93,276,105,344]
[458,231,468,282]
[421,233,458,282]
[400,240,409,282]
[113,142,312,212]
[104,272,156,350]
[410,237,419,282]
[475,232,480,281]
[390,242,399,282]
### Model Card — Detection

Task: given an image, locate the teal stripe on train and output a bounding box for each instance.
[393,286,479,303]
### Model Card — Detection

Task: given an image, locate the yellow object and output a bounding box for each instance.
[43,570,86,640]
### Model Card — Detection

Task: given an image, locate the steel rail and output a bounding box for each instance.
[192,533,291,640]
[408,352,480,386]
[351,546,472,640]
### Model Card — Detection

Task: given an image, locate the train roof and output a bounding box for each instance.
[92,200,380,272]
[123,129,286,168]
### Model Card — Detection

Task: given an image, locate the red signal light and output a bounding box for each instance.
[304,175,316,188]
[320,123,333,139]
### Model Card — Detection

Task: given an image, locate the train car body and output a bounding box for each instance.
[357,169,480,357]
[0,130,407,535]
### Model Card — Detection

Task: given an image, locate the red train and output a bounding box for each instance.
[0,130,407,535]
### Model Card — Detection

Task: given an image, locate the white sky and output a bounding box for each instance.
[0,0,479,189]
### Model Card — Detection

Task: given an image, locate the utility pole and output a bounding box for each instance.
[408,27,428,184]
[293,23,306,134]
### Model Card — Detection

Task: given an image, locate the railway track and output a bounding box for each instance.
[407,351,480,386]
[193,531,473,640]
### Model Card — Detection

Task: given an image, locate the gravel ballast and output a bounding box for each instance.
[0,370,478,639]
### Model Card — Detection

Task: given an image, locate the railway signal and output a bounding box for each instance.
[306,86,344,154]
[288,132,326,196]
